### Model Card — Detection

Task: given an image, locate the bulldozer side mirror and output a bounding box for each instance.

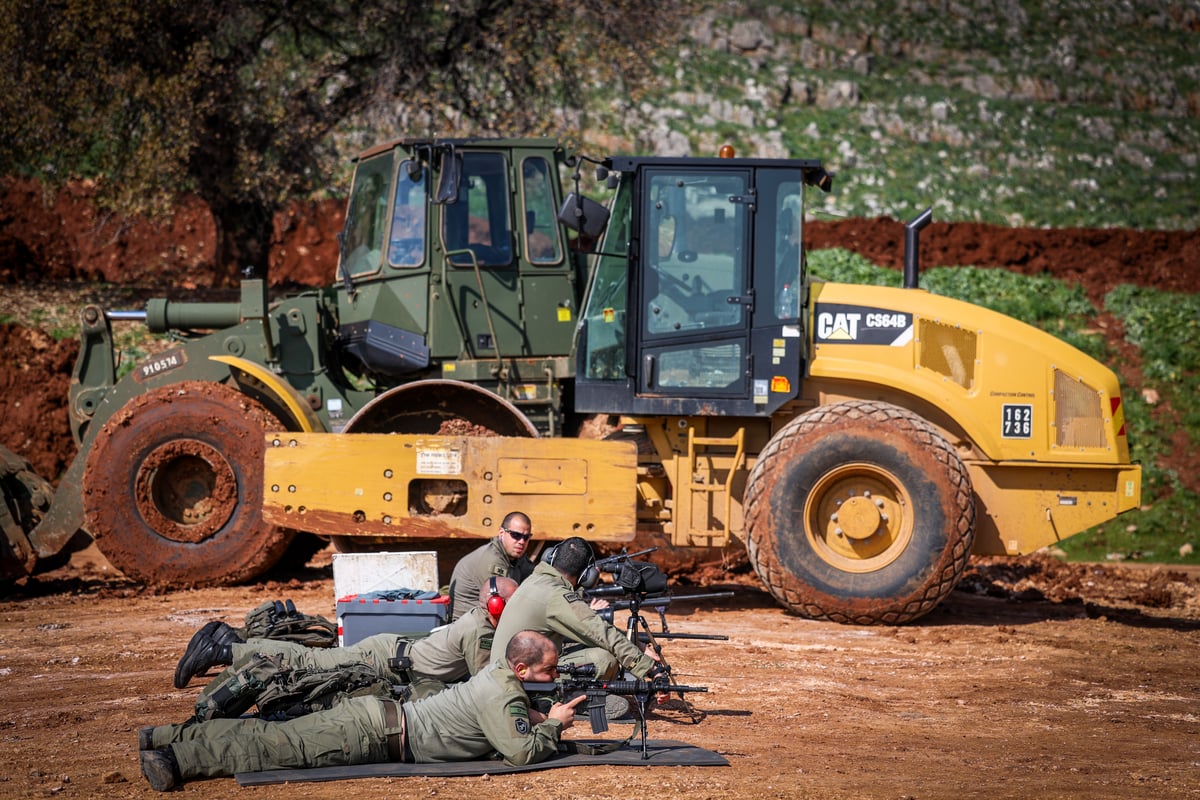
[557,193,610,240]
[434,148,462,204]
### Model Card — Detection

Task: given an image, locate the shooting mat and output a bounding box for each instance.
[236,739,728,785]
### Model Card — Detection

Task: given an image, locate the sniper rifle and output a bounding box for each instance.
[585,550,732,641]
[593,592,733,640]
[523,664,708,759]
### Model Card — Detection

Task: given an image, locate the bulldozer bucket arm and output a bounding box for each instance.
[0,445,58,582]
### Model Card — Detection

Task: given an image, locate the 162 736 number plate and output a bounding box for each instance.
[1001,404,1033,439]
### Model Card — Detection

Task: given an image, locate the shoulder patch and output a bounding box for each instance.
[514,717,530,735]
[491,564,508,576]
[507,702,526,717]
[563,591,582,603]
[478,634,493,652]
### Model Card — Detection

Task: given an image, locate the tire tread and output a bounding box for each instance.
[745,399,975,625]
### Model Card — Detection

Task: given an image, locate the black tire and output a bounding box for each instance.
[82,381,294,586]
[744,400,975,624]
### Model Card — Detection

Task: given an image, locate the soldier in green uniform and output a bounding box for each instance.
[138,629,586,791]
[492,537,666,682]
[447,510,537,620]
[180,577,519,719]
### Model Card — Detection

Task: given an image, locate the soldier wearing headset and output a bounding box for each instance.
[491,536,666,683]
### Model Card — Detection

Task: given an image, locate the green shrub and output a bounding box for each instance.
[807,248,900,286]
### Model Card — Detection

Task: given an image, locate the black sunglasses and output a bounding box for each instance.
[502,527,532,541]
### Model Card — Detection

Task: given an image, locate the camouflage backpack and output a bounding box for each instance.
[238,599,337,648]
[195,652,391,721]
[255,658,392,719]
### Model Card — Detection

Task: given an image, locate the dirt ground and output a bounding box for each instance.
[1,544,1198,800]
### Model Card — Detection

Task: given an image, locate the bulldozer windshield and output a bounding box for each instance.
[579,178,634,381]
[442,152,513,267]
[521,156,564,265]
[341,151,395,278]
[387,160,426,268]
[576,157,812,416]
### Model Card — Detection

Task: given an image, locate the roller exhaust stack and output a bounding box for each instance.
[904,207,933,289]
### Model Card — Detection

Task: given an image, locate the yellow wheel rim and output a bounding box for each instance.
[804,463,913,573]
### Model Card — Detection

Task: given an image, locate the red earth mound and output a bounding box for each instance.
[806,217,1200,305]
[0,324,75,482]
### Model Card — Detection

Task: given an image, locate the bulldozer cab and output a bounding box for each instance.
[574,155,831,417]
[334,139,579,385]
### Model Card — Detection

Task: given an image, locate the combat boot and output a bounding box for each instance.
[193,678,259,721]
[213,621,245,646]
[173,621,239,688]
[138,726,155,751]
[140,746,183,791]
[603,694,633,722]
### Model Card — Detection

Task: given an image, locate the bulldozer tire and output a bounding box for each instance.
[744,400,975,625]
[82,381,294,587]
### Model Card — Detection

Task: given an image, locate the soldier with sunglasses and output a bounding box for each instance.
[447,511,537,621]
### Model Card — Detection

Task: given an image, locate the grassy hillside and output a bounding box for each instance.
[556,0,1200,231]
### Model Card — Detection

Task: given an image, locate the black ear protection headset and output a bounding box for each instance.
[542,541,600,589]
[579,550,599,589]
[486,576,506,617]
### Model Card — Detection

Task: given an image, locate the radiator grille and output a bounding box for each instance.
[1055,370,1107,448]
[918,320,976,389]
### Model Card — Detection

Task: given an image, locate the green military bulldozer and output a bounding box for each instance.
[1,137,1140,623]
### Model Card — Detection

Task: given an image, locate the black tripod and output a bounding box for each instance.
[614,593,720,757]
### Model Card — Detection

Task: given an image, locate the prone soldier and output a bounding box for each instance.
[176,577,518,719]
[139,630,587,791]
[492,537,666,684]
